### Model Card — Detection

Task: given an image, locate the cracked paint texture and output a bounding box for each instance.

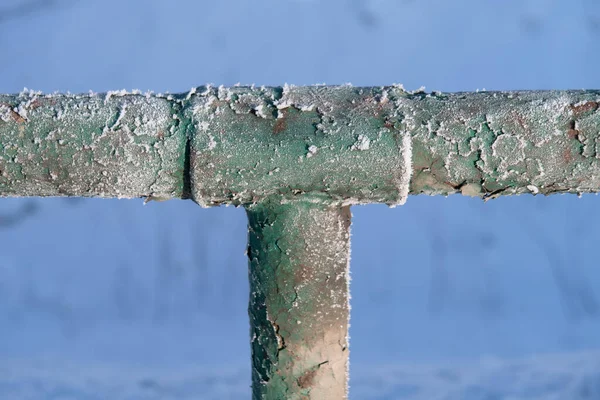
[3,86,600,399]
[2,87,600,203]
[187,85,412,207]
[407,90,600,198]
[0,90,186,199]
[246,197,350,400]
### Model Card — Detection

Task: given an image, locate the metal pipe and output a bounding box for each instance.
[246,198,350,399]
[5,86,599,203]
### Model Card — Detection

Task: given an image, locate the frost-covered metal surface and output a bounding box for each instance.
[0,90,186,199]
[188,85,412,207]
[3,86,600,203]
[246,198,350,399]
[408,90,600,198]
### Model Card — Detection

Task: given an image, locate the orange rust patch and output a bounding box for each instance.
[358,94,388,116]
[0,102,25,123]
[339,206,351,232]
[293,262,314,289]
[568,129,580,140]
[297,368,319,389]
[273,109,288,134]
[513,112,532,135]
[10,111,24,123]
[27,99,43,111]
[563,147,573,163]
[570,101,599,116]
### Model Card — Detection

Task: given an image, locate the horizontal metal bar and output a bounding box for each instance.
[2,86,600,203]
[0,90,187,199]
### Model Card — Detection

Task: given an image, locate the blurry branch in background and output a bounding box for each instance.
[113,262,138,321]
[349,0,379,30]
[191,214,242,318]
[520,0,600,35]
[519,14,543,36]
[153,221,188,323]
[191,216,208,313]
[520,214,599,321]
[18,263,76,337]
[222,237,246,315]
[0,0,70,24]
[153,224,174,322]
[475,231,504,317]
[0,200,38,228]
[426,222,449,315]
[583,0,600,33]
[426,210,504,318]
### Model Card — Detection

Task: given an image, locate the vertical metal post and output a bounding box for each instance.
[246,198,351,399]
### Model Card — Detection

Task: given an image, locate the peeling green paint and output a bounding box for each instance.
[0,90,186,199]
[187,85,411,207]
[4,87,600,202]
[4,86,600,399]
[246,197,350,399]
[407,90,600,199]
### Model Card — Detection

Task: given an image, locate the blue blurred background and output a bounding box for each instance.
[1,1,600,399]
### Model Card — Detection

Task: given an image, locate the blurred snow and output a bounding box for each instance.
[1,0,600,399]
[2,351,600,399]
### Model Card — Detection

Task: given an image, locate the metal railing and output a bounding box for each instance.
[2,85,599,399]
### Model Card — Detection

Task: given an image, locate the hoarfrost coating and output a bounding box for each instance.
[246,201,351,398]
[3,86,600,205]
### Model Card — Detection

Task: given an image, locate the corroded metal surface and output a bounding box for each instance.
[246,198,350,399]
[187,86,600,202]
[187,85,412,207]
[3,86,600,399]
[406,90,600,199]
[3,86,600,203]
[0,90,187,199]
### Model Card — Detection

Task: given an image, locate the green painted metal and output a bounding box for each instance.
[0,90,187,199]
[3,86,600,399]
[187,86,411,207]
[247,197,350,399]
[3,86,600,202]
[407,89,600,199]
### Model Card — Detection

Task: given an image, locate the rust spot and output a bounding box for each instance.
[297,368,318,389]
[515,114,526,129]
[357,94,388,116]
[570,101,599,116]
[339,206,351,232]
[157,131,165,140]
[563,147,573,163]
[568,120,580,140]
[297,361,329,389]
[512,112,532,136]
[10,110,25,123]
[293,263,314,288]
[273,109,288,134]
[0,102,25,123]
[568,129,579,140]
[28,99,43,111]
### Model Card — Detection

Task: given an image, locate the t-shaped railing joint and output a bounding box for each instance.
[3,85,600,398]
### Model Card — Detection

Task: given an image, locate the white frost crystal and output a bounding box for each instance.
[351,134,370,151]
